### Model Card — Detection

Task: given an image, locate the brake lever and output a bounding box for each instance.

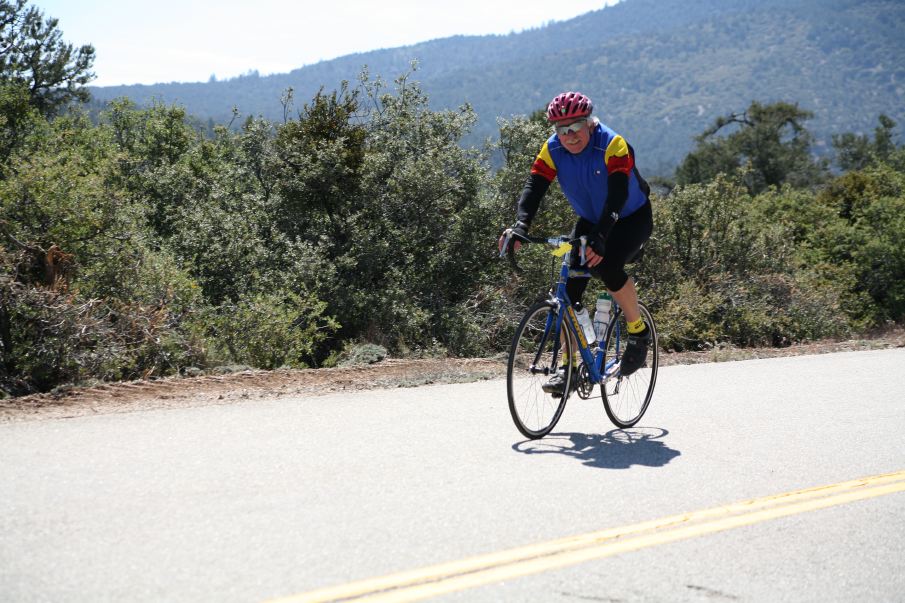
[499,228,513,259]
[499,228,524,273]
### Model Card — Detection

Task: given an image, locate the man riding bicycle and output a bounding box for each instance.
[500,91,653,393]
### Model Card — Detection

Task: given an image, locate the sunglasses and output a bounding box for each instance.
[554,119,588,137]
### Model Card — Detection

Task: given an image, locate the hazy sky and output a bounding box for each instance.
[33,0,621,87]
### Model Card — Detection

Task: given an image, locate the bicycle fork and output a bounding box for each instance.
[600,325,625,391]
[528,305,565,376]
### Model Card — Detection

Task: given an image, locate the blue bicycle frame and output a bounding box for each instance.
[534,236,623,386]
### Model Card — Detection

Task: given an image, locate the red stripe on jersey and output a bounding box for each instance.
[606,153,634,175]
[531,158,557,181]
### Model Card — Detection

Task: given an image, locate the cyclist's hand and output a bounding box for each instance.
[498,234,522,253]
[586,243,604,267]
[499,221,528,253]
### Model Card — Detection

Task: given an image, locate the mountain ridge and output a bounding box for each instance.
[88,0,905,174]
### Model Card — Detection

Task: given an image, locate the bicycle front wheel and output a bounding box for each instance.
[507,301,572,439]
[601,301,658,428]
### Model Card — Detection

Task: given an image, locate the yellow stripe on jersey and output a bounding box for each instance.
[538,141,556,171]
[530,141,558,181]
[604,135,634,174]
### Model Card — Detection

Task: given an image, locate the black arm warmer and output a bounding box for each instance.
[590,171,629,240]
[516,173,552,226]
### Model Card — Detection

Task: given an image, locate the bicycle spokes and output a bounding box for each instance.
[507,302,572,439]
[600,303,658,428]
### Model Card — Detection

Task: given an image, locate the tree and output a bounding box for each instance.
[0,109,206,394]
[0,76,37,163]
[271,82,366,244]
[676,101,827,194]
[0,0,95,118]
[833,114,898,171]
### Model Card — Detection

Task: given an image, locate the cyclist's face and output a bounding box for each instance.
[556,117,592,154]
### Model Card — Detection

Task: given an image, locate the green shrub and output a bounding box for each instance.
[0,250,206,394]
[655,272,849,351]
[205,290,338,369]
[801,165,905,325]
[5,74,904,394]
[338,343,388,367]
[638,175,851,349]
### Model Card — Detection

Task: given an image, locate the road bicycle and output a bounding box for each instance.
[500,231,658,439]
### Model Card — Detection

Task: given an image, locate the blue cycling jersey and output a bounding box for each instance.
[530,121,647,223]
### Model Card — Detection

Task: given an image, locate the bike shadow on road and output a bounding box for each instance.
[512,428,680,469]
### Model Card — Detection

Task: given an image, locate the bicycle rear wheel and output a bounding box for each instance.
[601,301,658,428]
[507,301,572,439]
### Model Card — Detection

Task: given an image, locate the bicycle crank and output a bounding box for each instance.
[576,363,594,399]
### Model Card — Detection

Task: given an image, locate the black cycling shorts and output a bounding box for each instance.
[567,201,653,301]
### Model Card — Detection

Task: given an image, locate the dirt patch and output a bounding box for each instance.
[2,330,903,423]
[0,358,507,423]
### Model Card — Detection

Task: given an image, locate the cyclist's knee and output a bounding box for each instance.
[598,265,628,292]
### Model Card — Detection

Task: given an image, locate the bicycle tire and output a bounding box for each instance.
[507,301,572,439]
[601,301,658,428]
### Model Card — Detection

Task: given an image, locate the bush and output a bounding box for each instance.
[655,273,849,351]
[4,74,903,393]
[801,165,905,325]
[0,250,206,394]
[0,109,211,393]
[205,290,338,370]
[638,175,850,349]
[337,343,388,367]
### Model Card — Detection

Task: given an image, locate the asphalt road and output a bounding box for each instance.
[2,349,904,602]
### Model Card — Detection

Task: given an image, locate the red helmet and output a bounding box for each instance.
[547,91,593,122]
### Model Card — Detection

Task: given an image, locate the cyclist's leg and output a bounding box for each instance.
[591,203,653,375]
[567,217,600,348]
[566,216,595,306]
[611,277,642,323]
[592,202,652,313]
[545,219,594,395]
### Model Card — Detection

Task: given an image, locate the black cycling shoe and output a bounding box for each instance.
[619,325,650,377]
[541,367,576,397]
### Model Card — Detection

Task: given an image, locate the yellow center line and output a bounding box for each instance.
[267,470,905,603]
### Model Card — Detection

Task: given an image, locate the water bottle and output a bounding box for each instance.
[574,306,596,346]
[593,291,613,342]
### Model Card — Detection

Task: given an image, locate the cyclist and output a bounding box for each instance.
[499,91,653,394]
